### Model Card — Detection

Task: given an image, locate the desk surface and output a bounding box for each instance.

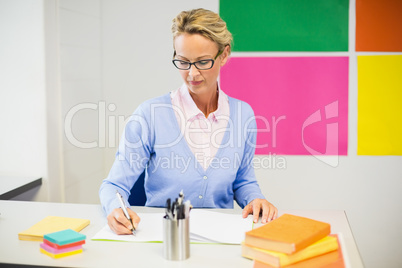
[0,200,364,268]
[0,176,42,200]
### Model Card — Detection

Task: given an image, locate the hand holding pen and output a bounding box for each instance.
[116,191,136,235]
[106,191,141,235]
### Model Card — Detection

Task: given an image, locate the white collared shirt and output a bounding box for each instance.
[170,84,230,170]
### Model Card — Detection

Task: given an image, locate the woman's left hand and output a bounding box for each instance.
[242,198,278,224]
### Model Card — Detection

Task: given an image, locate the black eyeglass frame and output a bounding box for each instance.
[172,50,223,70]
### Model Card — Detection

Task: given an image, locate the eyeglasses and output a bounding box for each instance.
[172,50,223,70]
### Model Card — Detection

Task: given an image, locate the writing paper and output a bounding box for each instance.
[357,55,402,155]
[189,210,253,244]
[356,0,402,52]
[92,213,164,242]
[220,57,348,155]
[91,210,253,244]
[219,0,348,51]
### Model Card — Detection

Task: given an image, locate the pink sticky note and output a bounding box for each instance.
[40,243,82,254]
[220,57,348,155]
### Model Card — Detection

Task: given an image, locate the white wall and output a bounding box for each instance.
[101,0,218,171]
[0,0,48,201]
[58,0,104,203]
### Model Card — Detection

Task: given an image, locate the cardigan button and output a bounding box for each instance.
[198,195,203,199]
[203,176,208,180]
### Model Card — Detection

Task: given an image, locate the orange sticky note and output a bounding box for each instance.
[356,0,402,51]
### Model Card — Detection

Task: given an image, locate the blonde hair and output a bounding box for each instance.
[171,8,233,55]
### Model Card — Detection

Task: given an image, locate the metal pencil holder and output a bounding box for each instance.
[163,216,190,261]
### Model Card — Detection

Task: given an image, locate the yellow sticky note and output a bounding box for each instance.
[18,216,90,241]
[358,55,402,155]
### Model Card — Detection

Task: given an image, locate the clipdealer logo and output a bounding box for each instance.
[64,101,340,168]
[302,101,340,167]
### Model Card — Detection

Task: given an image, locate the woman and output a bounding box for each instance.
[100,8,277,235]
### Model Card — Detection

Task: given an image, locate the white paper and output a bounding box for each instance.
[189,210,253,244]
[92,213,164,242]
[92,210,253,244]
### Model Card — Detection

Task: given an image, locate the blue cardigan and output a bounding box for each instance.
[99,93,265,215]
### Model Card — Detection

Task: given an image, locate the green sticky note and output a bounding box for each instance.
[44,229,86,246]
[220,0,349,51]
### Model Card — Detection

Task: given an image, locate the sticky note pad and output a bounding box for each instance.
[40,247,83,259]
[18,216,90,241]
[357,55,402,155]
[44,229,86,246]
[44,239,85,249]
[40,243,82,254]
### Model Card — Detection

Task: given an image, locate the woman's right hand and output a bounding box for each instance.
[107,207,141,235]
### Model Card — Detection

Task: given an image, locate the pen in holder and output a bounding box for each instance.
[163,191,191,261]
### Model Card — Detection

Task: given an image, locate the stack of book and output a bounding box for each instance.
[40,229,86,259]
[242,214,344,268]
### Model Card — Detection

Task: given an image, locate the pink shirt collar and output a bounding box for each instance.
[178,84,228,122]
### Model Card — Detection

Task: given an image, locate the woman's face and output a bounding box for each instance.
[173,33,229,96]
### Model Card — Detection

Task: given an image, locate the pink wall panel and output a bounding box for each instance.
[220,57,348,155]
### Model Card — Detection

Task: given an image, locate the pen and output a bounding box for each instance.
[165,191,192,221]
[165,198,173,220]
[178,190,184,205]
[184,200,192,219]
[116,191,136,235]
[171,200,177,220]
[177,204,184,220]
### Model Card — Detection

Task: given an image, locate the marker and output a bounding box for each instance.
[116,191,136,235]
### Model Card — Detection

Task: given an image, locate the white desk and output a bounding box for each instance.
[0,176,42,200]
[0,200,364,268]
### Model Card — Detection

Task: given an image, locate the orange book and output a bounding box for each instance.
[253,235,345,268]
[245,214,330,254]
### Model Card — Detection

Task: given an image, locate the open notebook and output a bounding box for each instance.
[92,210,253,244]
